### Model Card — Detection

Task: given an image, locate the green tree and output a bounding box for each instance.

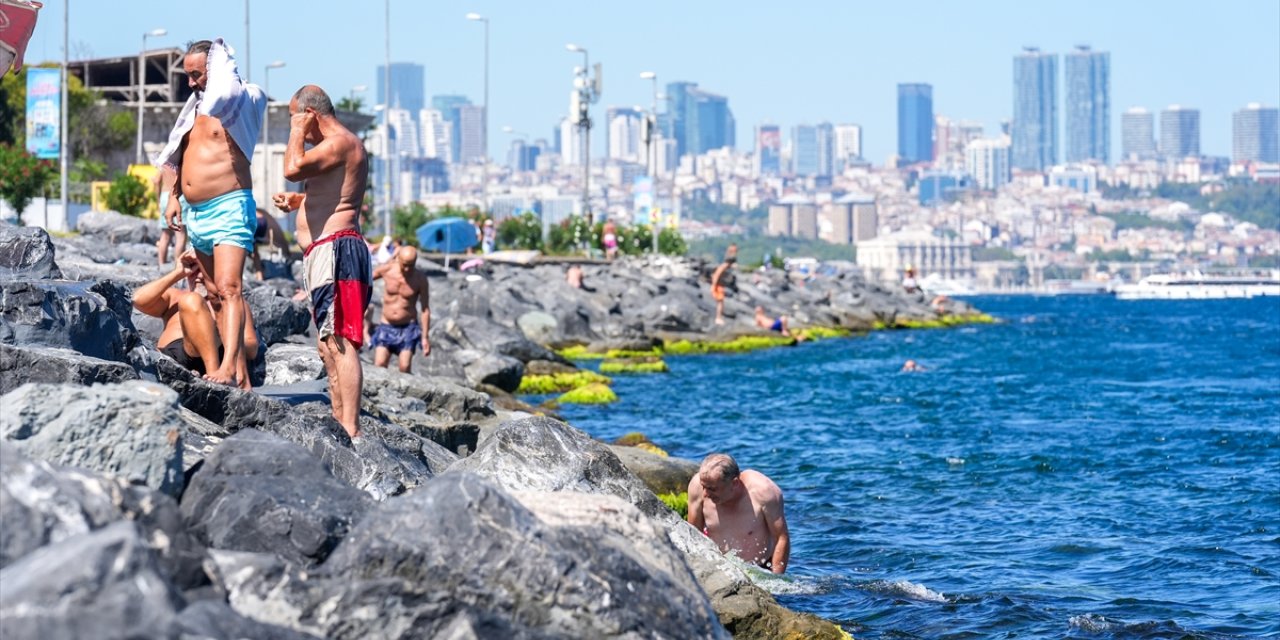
[0,143,56,215]
[496,211,543,251]
[657,227,687,255]
[103,173,150,216]
[335,96,364,113]
[392,202,433,246]
[547,215,593,255]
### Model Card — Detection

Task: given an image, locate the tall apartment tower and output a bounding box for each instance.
[665,81,735,160]
[1159,105,1200,158]
[965,136,1013,190]
[457,104,487,164]
[1232,103,1279,163]
[1121,107,1155,161]
[755,124,782,175]
[376,62,426,116]
[432,95,473,164]
[1064,45,1109,163]
[1012,47,1058,171]
[833,124,863,171]
[897,83,934,164]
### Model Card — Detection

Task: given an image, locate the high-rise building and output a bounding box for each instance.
[1012,47,1058,171]
[933,116,984,170]
[1064,45,1110,163]
[560,116,583,166]
[666,81,735,159]
[431,95,472,164]
[1121,107,1155,161]
[1232,103,1279,163]
[457,104,486,164]
[755,124,781,175]
[606,106,643,163]
[418,109,452,163]
[1159,105,1200,158]
[897,83,933,164]
[833,124,863,171]
[376,63,425,115]
[790,124,835,177]
[965,136,1013,190]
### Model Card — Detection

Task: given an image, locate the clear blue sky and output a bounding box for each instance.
[24,0,1280,163]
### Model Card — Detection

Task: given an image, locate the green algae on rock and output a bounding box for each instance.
[516,371,612,394]
[599,357,669,374]
[555,382,618,405]
[664,335,796,355]
[793,326,853,341]
[658,491,688,519]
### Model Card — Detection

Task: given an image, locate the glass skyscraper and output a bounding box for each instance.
[1232,103,1279,163]
[1159,105,1200,158]
[755,124,781,175]
[1121,107,1156,161]
[432,95,472,164]
[1064,46,1109,163]
[896,83,933,165]
[792,125,819,176]
[376,62,426,116]
[666,81,735,159]
[1012,48,1058,171]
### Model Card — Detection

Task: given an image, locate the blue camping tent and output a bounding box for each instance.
[415,217,478,255]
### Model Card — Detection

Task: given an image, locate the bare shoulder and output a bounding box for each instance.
[742,470,783,502]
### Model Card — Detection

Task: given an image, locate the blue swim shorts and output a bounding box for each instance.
[180,189,257,255]
[370,320,423,354]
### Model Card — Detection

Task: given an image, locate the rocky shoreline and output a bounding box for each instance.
[0,212,989,639]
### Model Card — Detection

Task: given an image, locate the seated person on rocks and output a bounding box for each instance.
[250,207,293,281]
[687,453,790,574]
[369,245,431,373]
[132,250,260,390]
[754,306,793,337]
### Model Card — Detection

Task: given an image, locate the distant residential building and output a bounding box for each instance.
[934,116,984,170]
[833,124,863,171]
[819,192,877,245]
[419,109,452,163]
[507,139,540,172]
[1160,105,1200,158]
[918,170,975,206]
[1012,47,1058,171]
[1121,107,1156,161]
[559,116,582,166]
[666,81,735,160]
[965,136,1012,190]
[1233,103,1279,163]
[377,62,425,116]
[606,107,643,163]
[897,83,934,164]
[755,124,782,175]
[431,94,472,164]
[457,104,486,163]
[1049,163,1098,193]
[1064,45,1110,163]
[856,227,973,284]
[767,194,817,239]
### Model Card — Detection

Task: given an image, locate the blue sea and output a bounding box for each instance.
[558,296,1280,639]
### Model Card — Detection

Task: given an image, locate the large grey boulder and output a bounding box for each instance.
[208,474,728,639]
[0,223,62,278]
[362,365,494,422]
[181,430,373,566]
[1,381,185,498]
[174,601,322,640]
[0,279,134,361]
[0,521,184,639]
[75,209,161,244]
[609,445,701,496]
[264,342,326,386]
[245,285,312,348]
[0,343,139,395]
[455,348,524,392]
[0,447,205,588]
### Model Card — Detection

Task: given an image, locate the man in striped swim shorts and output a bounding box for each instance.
[274,84,370,438]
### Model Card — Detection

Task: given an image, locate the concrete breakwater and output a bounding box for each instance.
[0,212,984,638]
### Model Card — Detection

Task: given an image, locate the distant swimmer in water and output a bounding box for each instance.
[687,453,790,574]
[901,359,926,372]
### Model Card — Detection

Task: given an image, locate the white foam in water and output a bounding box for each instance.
[1068,613,1113,632]
[865,579,949,603]
[946,456,966,465]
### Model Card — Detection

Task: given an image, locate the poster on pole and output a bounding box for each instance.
[25,66,60,159]
[632,175,653,226]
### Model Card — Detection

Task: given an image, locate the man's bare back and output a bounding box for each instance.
[278,106,366,250]
[688,454,790,574]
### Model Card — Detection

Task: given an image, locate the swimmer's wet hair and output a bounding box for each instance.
[292,85,335,116]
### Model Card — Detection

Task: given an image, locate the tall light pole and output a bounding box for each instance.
[60,0,68,215]
[261,60,285,206]
[640,71,659,253]
[243,0,250,82]
[466,13,489,214]
[566,43,593,225]
[382,0,392,239]
[136,28,167,165]
[348,84,367,109]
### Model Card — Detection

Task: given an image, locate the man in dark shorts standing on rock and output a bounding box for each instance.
[273,84,370,439]
[156,38,266,387]
[132,250,260,390]
[687,452,790,574]
[370,244,431,374]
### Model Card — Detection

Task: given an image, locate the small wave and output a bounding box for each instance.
[862,579,948,603]
[946,456,966,466]
[751,572,830,596]
[1069,613,1114,632]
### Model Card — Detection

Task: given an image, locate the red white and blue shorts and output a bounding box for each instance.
[303,229,372,347]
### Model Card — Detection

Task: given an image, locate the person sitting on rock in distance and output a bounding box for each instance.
[132,249,260,390]
[687,453,790,574]
[753,305,794,337]
[370,245,431,373]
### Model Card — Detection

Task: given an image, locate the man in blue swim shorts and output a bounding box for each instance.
[155,38,267,387]
[370,244,431,373]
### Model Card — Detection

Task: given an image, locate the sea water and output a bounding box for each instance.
[558,296,1280,639]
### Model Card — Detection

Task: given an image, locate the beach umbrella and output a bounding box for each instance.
[415,217,478,267]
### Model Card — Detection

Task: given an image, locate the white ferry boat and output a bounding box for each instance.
[1113,271,1280,300]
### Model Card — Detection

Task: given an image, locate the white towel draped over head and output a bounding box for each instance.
[153,38,267,170]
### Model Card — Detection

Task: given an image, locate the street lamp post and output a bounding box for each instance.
[348,84,368,108]
[262,61,285,206]
[136,28,167,165]
[382,0,392,240]
[640,71,659,253]
[566,43,592,225]
[466,13,489,214]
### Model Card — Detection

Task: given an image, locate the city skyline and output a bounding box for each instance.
[21,0,1280,163]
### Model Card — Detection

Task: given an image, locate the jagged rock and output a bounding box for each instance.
[1,381,185,498]
[516,310,558,343]
[181,430,373,566]
[208,474,728,639]
[609,445,701,496]
[362,365,494,423]
[0,447,205,589]
[174,600,322,640]
[455,348,524,392]
[0,343,138,395]
[0,521,185,638]
[75,209,161,244]
[354,417,460,475]
[0,279,133,361]
[404,422,480,457]
[524,358,579,375]
[264,342,326,386]
[0,223,61,279]
[444,313,569,365]
[245,285,311,348]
